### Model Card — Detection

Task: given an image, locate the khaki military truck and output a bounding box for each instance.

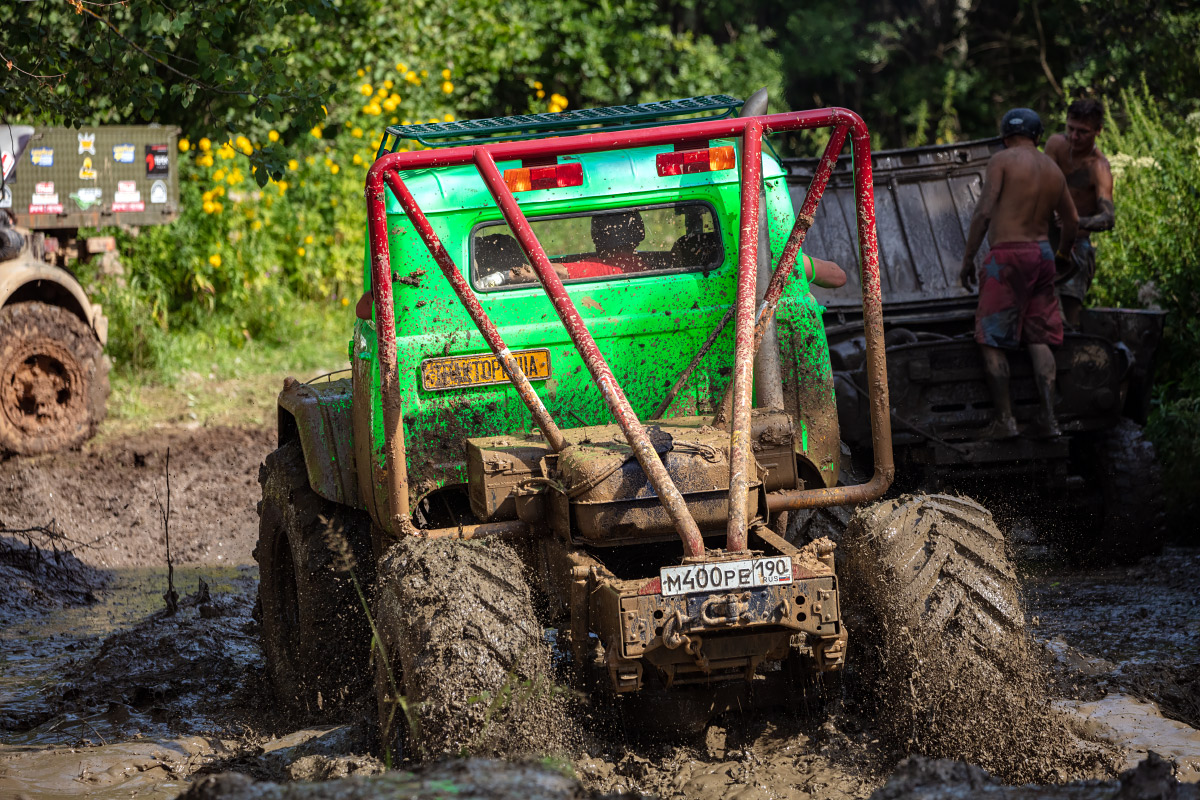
[0,123,180,454]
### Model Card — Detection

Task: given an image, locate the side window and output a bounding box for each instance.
[472,202,723,290]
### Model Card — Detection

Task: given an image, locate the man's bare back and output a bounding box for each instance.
[961,138,1078,288]
[980,141,1075,246]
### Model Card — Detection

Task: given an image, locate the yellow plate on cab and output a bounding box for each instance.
[420,348,551,392]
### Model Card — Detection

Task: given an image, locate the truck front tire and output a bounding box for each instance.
[0,302,107,455]
[256,441,374,716]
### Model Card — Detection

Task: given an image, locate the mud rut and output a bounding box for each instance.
[0,425,1197,799]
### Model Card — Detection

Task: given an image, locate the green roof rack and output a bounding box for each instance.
[378,95,744,157]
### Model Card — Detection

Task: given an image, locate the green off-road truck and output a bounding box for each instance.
[256,95,1027,757]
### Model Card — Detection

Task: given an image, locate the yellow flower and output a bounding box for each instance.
[390,116,399,124]
[352,153,363,165]
[208,253,221,267]
[405,70,418,84]
[356,68,365,77]
[304,234,314,244]
[310,125,323,138]
[341,296,350,307]
[352,127,364,138]
[395,62,406,72]
[441,81,454,94]
[384,79,394,90]
[235,134,251,150]
[218,143,236,160]
[202,190,214,202]
[268,130,280,143]
[359,83,373,96]
[178,138,190,153]
[251,219,263,231]
[550,93,568,109]
[213,168,226,182]
[330,164,340,174]
[198,154,214,168]
[420,69,428,77]
[287,159,299,171]
[203,200,217,214]
[365,103,382,116]
[536,89,545,99]
[198,137,212,152]
[214,185,225,196]
[533,81,543,90]
[443,113,455,122]
[213,202,223,213]
[297,247,306,256]
[227,169,243,185]
[441,68,451,80]
[277,180,289,194]
[330,197,339,207]
[382,98,398,112]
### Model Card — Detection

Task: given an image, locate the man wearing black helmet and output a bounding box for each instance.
[960,108,1079,439]
[1044,98,1114,327]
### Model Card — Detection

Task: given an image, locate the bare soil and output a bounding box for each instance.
[0,424,1197,799]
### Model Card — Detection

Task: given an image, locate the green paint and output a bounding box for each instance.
[353,140,833,500]
[800,420,809,453]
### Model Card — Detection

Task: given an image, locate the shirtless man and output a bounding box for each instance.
[959,108,1078,439]
[1044,98,1114,327]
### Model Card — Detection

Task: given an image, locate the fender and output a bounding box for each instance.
[0,253,108,345]
[277,376,360,508]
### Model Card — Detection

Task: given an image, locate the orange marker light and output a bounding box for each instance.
[656,145,736,176]
[504,162,583,193]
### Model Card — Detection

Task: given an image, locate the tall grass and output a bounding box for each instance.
[1092,85,1200,530]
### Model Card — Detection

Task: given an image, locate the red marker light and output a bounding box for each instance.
[503,161,583,193]
[656,145,736,176]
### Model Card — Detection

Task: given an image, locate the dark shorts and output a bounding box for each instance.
[1057,236,1096,303]
[974,241,1064,349]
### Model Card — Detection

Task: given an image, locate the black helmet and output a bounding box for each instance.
[1000,108,1043,142]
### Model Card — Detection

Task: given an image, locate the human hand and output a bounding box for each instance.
[960,260,976,290]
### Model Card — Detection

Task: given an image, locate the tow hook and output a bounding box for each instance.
[699,591,752,625]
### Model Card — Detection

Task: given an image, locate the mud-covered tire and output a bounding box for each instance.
[255,440,374,716]
[0,302,105,455]
[843,493,1052,778]
[1076,418,1166,562]
[372,537,562,761]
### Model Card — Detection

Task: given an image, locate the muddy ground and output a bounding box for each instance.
[1,424,1198,799]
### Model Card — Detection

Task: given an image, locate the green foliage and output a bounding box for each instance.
[1089,86,1200,527]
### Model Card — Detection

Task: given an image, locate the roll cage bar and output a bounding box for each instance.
[364,106,894,559]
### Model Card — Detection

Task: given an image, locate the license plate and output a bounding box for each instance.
[660,556,793,597]
[420,349,551,392]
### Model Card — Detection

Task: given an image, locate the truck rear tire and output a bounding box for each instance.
[372,536,563,761]
[0,302,105,455]
[1074,418,1166,562]
[256,441,374,716]
[844,493,1049,780]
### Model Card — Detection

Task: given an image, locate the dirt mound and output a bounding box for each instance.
[181,758,647,800]
[374,537,571,761]
[869,752,1198,799]
[0,523,104,613]
[842,494,1120,784]
[0,425,272,568]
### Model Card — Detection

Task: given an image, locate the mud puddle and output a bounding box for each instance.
[0,566,261,799]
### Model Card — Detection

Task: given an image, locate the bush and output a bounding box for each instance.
[1091,85,1200,532]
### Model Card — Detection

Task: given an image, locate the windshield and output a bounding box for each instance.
[471,202,724,290]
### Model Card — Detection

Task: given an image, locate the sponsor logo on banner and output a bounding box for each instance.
[78,156,97,180]
[70,187,104,211]
[149,179,168,204]
[1,151,13,179]
[0,186,12,209]
[30,181,62,214]
[30,147,53,167]
[112,144,135,163]
[78,132,96,154]
[113,180,144,212]
[145,144,169,176]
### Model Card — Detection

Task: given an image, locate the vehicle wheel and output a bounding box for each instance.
[372,536,564,761]
[843,493,1055,781]
[255,440,374,717]
[1075,418,1166,562]
[0,302,104,455]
